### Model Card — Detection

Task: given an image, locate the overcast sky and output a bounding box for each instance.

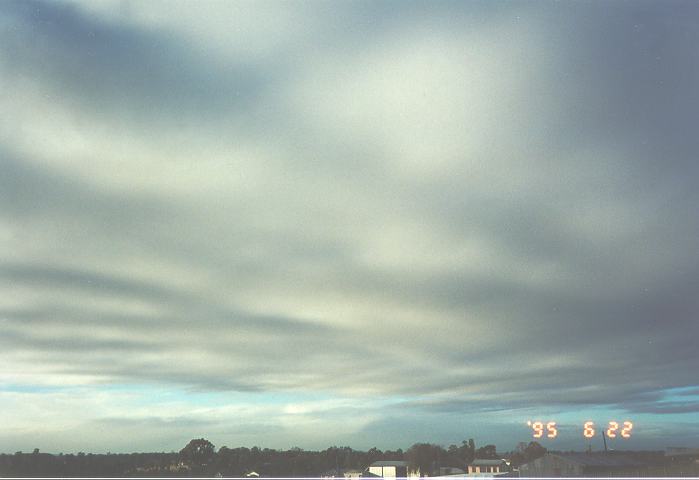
[1,0,698,454]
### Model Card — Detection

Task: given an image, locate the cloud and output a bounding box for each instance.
[1,0,698,451]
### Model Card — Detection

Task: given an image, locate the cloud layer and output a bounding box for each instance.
[1,0,698,452]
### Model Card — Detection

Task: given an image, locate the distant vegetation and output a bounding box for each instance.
[0,438,548,477]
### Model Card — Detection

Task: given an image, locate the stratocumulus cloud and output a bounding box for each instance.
[1,0,698,452]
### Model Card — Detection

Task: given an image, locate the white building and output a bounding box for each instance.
[368,460,410,479]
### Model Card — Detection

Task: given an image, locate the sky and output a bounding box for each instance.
[1,0,698,454]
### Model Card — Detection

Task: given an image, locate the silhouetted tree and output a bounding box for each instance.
[524,441,547,461]
[509,441,547,467]
[456,439,475,463]
[179,438,216,474]
[475,444,497,459]
[406,443,447,475]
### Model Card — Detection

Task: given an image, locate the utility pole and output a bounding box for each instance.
[602,429,608,452]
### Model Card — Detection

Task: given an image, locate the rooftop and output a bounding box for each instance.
[470,459,506,466]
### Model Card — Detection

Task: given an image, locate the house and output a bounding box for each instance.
[368,460,409,478]
[519,452,656,477]
[467,459,507,474]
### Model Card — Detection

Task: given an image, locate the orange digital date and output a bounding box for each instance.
[527,420,633,439]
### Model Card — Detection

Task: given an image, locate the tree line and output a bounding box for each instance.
[0,439,548,477]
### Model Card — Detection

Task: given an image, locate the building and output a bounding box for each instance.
[467,459,508,474]
[519,452,655,477]
[367,460,409,479]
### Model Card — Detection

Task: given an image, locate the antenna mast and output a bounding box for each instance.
[602,428,608,452]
